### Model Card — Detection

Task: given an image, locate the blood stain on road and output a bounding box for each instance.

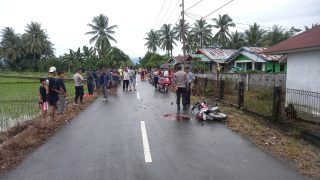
[163,114,191,121]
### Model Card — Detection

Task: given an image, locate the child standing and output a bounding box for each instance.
[39,78,49,118]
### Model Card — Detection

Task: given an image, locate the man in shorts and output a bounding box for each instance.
[47,67,61,121]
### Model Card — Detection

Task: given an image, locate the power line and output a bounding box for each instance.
[165,0,181,24]
[203,0,234,19]
[153,0,167,30]
[183,0,235,26]
[185,0,205,12]
[157,0,175,28]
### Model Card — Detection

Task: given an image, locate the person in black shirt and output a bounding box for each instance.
[56,70,67,114]
[47,67,61,121]
[39,78,49,118]
[86,69,95,95]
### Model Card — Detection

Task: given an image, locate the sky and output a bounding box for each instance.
[0,0,319,61]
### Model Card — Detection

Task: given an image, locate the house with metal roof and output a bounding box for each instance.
[194,48,237,72]
[226,47,286,73]
[264,26,320,121]
[167,55,193,67]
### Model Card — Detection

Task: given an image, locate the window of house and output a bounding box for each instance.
[280,64,285,72]
[246,62,252,70]
[256,63,263,70]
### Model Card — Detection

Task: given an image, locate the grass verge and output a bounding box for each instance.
[0,93,99,174]
[192,96,320,179]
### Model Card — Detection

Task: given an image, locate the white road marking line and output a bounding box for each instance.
[140,121,152,163]
[137,92,140,99]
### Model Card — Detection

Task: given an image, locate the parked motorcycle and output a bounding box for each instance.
[157,77,170,93]
[191,101,228,121]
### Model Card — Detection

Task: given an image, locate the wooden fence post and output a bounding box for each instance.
[220,80,224,99]
[238,82,244,107]
[272,86,281,121]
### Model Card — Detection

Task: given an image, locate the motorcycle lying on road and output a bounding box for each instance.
[157,77,170,93]
[191,101,228,121]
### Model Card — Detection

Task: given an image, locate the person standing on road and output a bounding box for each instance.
[173,66,188,111]
[73,69,84,105]
[111,70,121,95]
[153,68,159,89]
[102,68,111,100]
[47,67,60,121]
[95,69,101,90]
[185,67,195,106]
[123,68,129,91]
[86,69,95,95]
[56,70,67,114]
[128,67,136,91]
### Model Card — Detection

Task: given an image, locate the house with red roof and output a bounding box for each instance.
[264,26,320,120]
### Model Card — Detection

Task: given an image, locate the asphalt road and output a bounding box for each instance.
[1,78,304,180]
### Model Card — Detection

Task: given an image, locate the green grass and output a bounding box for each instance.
[0,71,76,79]
[0,77,80,131]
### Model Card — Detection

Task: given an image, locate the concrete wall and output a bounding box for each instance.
[286,50,320,120]
[286,50,320,93]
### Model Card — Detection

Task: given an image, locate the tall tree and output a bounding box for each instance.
[0,27,23,66]
[85,14,117,58]
[173,19,190,42]
[159,24,177,58]
[227,31,245,49]
[190,19,213,48]
[22,22,53,68]
[263,25,290,46]
[212,14,235,48]
[244,23,266,47]
[144,30,160,53]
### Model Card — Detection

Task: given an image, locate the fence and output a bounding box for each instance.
[193,76,320,126]
[284,89,320,123]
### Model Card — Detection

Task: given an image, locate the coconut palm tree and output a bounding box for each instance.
[144,30,160,53]
[227,31,245,49]
[212,14,235,48]
[173,19,190,42]
[85,14,117,58]
[0,27,23,65]
[263,25,290,46]
[22,22,53,68]
[244,23,266,47]
[185,33,197,54]
[159,24,178,58]
[190,19,213,48]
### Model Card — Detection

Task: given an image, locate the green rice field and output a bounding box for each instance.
[0,77,78,131]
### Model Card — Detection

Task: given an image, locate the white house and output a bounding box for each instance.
[264,26,320,121]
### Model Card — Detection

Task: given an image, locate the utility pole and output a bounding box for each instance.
[181,0,186,56]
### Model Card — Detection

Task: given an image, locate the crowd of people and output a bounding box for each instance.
[38,65,195,122]
[38,66,138,121]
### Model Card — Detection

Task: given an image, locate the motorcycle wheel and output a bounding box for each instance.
[209,112,228,121]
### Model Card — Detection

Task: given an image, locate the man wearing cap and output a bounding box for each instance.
[47,67,61,121]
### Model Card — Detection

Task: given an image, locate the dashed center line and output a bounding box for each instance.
[140,121,152,163]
